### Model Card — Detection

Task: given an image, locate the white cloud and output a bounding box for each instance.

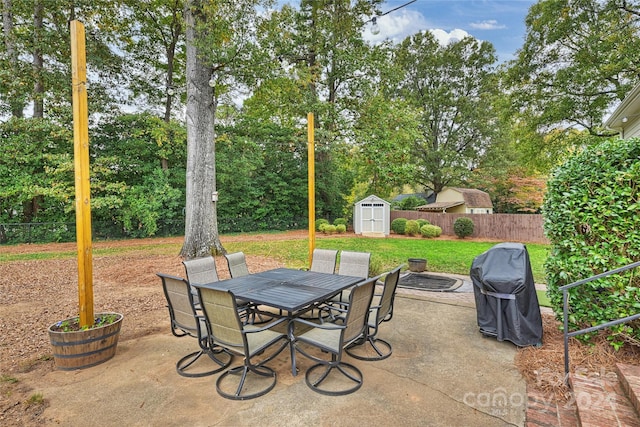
[430,28,471,45]
[469,20,506,30]
[364,9,473,47]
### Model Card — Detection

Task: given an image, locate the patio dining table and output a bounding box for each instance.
[197,267,364,376]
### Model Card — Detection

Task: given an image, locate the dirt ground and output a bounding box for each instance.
[1,231,638,425]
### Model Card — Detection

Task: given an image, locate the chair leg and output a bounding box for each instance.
[216,364,277,400]
[176,347,231,377]
[345,336,392,361]
[304,361,364,396]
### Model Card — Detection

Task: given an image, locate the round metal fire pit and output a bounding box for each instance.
[408,258,427,272]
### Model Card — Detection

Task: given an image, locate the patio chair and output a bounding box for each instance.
[309,248,338,274]
[157,273,232,377]
[183,256,250,320]
[291,276,377,396]
[196,285,289,400]
[345,265,402,361]
[182,256,220,308]
[225,251,250,278]
[327,250,371,305]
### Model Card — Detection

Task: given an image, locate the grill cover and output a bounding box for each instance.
[470,242,543,347]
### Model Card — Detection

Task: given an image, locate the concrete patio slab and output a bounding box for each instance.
[36,293,526,426]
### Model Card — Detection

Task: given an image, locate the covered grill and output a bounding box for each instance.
[470,242,543,347]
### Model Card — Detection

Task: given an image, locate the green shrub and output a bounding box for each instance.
[405,220,420,236]
[420,224,442,238]
[394,195,427,210]
[316,218,329,231]
[453,217,474,238]
[333,218,347,226]
[391,218,407,234]
[322,224,337,234]
[335,224,346,233]
[543,137,640,349]
[416,219,430,228]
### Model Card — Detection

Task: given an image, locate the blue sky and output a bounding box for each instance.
[369,0,537,62]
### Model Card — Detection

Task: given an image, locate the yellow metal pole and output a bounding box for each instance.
[71,20,94,327]
[307,113,316,267]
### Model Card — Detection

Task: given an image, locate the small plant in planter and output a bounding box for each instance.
[48,312,124,370]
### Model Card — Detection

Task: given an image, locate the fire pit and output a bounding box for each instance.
[408,258,427,272]
[398,272,462,292]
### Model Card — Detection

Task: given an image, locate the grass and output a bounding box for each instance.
[225,235,550,284]
[0,232,550,284]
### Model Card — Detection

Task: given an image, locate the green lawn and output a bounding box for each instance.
[225,235,550,284]
[0,233,550,284]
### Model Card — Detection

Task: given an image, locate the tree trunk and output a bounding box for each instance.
[180,1,224,258]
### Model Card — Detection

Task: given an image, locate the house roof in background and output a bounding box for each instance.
[605,82,640,131]
[450,188,493,208]
[416,201,464,212]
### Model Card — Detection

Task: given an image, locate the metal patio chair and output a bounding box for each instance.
[196,285,289,400]
[225,251,250,278]
[310,248,338,274]
[327,250,371,305]
[183,256,251,320]
[345,265,402,361]
[157,273,232,377]
[291,276,377,396]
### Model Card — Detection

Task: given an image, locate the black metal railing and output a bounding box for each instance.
[561,260,640,380]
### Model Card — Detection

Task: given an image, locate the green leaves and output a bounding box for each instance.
[544,137,640,349]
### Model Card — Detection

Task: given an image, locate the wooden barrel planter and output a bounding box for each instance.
[408,258,427,272]
[47,312,123,370]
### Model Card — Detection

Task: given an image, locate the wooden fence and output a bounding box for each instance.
[390,211,549,244]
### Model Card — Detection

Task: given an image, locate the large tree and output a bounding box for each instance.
[181,0,270,258]
[506,0,640,140]
[393,31,498,195]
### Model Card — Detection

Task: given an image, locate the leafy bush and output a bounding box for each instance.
[391,218,407,234]
[420,224,442,238]
[405,220,420,236]
[453,217,474,238]
[322,224,337,234]
[335,224,346,233]
[333,218,347,226]
[316,218,329,231]
[394,195,427,210]
[543,137,640,349]
[417,219,430,228]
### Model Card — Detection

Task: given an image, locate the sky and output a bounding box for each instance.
[367,0,536,62]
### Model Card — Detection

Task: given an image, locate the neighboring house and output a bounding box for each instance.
[605,82,640,138]
[416,187,493,214]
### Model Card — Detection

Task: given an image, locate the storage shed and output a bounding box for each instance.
[353,195,390,237]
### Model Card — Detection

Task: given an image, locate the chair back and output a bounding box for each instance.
[157,273,199,336]
[197,286,244,350]
[182,256,219,285]
[337,250,370,278]
[376,266,402,323]
[225,251,250,278]
[342,277,376,344]
[310,249,338,274]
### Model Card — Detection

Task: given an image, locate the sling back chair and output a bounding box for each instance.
[345,265,402,361]
[224,251,275,324]
[291,276,377,396]
[183,256,250,320]
[157,273,232,377]
[326,250,371,307]
[225,251,250,278]
[196,285,289,400]
[309,248,338,274]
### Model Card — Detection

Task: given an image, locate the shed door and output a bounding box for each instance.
[361,202,385,233]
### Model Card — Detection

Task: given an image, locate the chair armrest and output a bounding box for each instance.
[243,316,288,334]
[291,317,345,331]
